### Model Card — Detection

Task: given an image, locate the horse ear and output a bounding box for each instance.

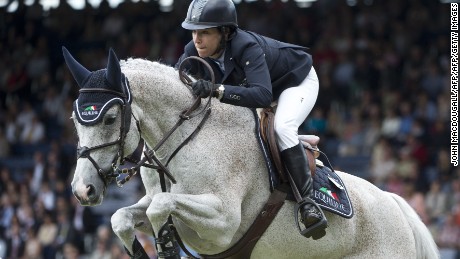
[62,46,91,88]
[106,48,123,93]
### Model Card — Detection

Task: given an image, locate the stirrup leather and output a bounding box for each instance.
[294,197,328,240]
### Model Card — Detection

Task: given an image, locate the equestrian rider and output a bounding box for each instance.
[175,0,327,239]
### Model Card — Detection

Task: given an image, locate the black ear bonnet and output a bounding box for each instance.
[63,47,132,131]
[72,70,132,127]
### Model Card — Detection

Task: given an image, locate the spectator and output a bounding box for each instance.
[301,108,327,136]
[403,184,429,224]
[0,126,11,158]
[55,211,83,256]
[370,137,397,188]
[420,61,446,99]
[380,107,401,141]
[436,149,454,189]
[436,214,460,251]
[4,220,25,259]
[16,199,36,230]
[0,167,13,195]
[36,182,56,211]
[110,240,130,259]
[30,151,45,196]
[37,211,58,258]
[425,181,448,225]
[446,180,460,215]
[406,134,429,170]
[23,227,43,259]
[89,225,112,259]
[384,173,405,197]
[62,241,83,259]
[0,193,15,236]
[397,100,414,141]
[395,147,418,182]
[413,92,437,123]
[4,110,19,144]
[15,101,36,132]
[19,114,46,144]
[361,118,381,154]
[4,63,30,103]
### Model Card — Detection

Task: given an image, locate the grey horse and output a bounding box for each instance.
[64,47,439,259]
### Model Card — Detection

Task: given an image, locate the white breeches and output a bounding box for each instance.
[274,67,319,151]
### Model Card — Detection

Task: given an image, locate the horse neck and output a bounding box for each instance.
[121,59,196,153]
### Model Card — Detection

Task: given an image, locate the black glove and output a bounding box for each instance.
[191,79,218,98]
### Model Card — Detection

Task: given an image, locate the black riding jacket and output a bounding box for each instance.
[175,28,313,108]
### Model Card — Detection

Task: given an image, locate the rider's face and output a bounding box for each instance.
[192,28,222,59]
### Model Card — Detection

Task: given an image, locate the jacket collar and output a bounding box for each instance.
[222,43,234,83]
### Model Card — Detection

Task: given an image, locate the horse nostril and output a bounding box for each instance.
[87,184,96,200]
[73,191,81,202]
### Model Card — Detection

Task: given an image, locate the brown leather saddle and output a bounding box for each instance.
[259,107,319,184]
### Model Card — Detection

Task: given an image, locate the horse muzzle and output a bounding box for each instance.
[72,178,106,206]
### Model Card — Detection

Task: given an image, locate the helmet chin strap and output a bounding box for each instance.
[210,26,229,58]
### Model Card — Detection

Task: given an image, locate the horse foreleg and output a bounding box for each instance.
[111,195,153,255]
[146,193,240,254]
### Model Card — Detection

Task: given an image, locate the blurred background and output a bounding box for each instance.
[0,0,456,258]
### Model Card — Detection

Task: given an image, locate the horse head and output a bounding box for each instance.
[63,47,141,206]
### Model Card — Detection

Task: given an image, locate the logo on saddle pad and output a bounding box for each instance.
[311,166,353,218]
[314,187,346,211]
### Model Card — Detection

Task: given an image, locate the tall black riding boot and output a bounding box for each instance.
[124,236,150,259]
[281,143,327,239]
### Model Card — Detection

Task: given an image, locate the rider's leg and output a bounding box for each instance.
[274,67,326,237]
[280,143,323,225]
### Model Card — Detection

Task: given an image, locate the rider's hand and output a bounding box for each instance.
[191,79,219,98]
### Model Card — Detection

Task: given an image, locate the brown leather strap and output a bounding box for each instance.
[260,108,286,182]
[178,56,216,86]
[259,108,316,181]
[201,189,287,259]
[305,148,316,178]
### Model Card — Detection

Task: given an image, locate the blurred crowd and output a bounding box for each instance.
[0,0,458,258]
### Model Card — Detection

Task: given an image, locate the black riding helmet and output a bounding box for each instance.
[182,0,238,30]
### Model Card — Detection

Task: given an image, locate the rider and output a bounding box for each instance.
[175,0,327,239]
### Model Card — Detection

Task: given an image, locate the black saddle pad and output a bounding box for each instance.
[311,164,353,218]
[252,109,354,219]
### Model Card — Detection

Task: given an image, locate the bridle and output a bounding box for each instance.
[75,57,215,189]
[76,86,140,187]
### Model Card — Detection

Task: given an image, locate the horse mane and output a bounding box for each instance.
[119,58,193,105]
[119,57,254,122]
[120,58,173,73]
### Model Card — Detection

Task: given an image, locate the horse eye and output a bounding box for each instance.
[104,116,116,125]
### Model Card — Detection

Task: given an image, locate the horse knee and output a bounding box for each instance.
[111,209,134,237]
[146,193,174,222]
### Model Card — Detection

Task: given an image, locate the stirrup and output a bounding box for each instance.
[294,197,328,240]
[155,222,181,259]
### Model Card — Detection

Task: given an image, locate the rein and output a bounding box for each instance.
[114,56,216,188]
[76,57,215,189]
